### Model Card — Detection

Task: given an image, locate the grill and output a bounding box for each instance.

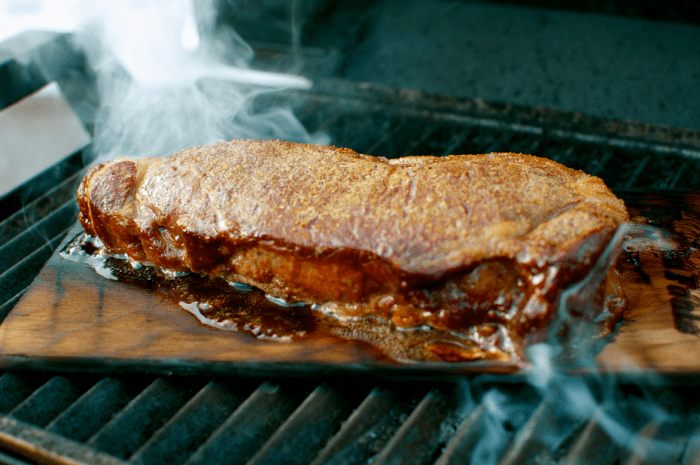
[2,4,700,464]
[2,78,700,464]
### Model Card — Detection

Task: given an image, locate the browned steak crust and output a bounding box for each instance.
[77,139,629,359]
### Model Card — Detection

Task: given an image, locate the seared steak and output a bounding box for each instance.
[77,139,629,360]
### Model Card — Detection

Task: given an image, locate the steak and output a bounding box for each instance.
[77,139,629,361]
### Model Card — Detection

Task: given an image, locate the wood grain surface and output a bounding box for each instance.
[596,194,700,374]
[2,190,699,378]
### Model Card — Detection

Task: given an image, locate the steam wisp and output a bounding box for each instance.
[553,223,677,363]
[5,0,324,164]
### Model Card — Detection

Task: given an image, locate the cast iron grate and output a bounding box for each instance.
[2,81,700,464]
[2,373,699,464]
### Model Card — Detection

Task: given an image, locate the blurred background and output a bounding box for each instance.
[219,0,700,131]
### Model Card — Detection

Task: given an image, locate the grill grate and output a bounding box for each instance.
[2,81,700,464]
[4,373,699,465]
[285,84,700,191]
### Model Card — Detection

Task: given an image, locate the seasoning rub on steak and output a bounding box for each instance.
[77,139,629,361]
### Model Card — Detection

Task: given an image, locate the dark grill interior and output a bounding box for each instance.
[2,75,700,464]
[284,81,700,190]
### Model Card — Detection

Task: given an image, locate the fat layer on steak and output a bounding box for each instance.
[77,139,629,359]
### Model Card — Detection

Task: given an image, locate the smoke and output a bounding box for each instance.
[82,0,329,162]
[442,224,684,465]
[552,223,677,364]
[0,0,81,41]
[445,341,689,465]
[2,0,327,163]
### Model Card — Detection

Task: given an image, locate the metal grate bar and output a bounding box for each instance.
[293,103,344,135]
[337,115,404,155]
[452,126,505,156]
[482,132,514,154]
[9,375,98,429]
[393,122,462,157]
[0,167,81,318]
[580,147,614,177]
[360,117,414,158]
[620,421,685,465]
[299,111,374,150]
[184,381,310,465]
[682,433,700,465]
[0,417,124,465]
[336,119,393,151]
[85,377,207,460]
[310,385,423,465]
[46,376,154,444]
[0,229,70,305]
[127,379,254,465]
[630,155,688,189]
[497,397,579,465]
[552,142,591,170]
[558,411,625,465]
[666,163,687,189]
[437,133,471,156]
[0,149,85,226]
[246,383,368,465]
[0,170,82,246]
[434,403,487,465]
[618,153,650,189]
[394,123,441,158]
[656,160,688,189]
[502,133,544,156]
[672,163,700,190]
[0,414,127,465]
[370,388,462,465]
[547,128,700,162]
[0,373,49,415]
[498,399,553,465]
[0,200,77,275]
[0,290,26,325]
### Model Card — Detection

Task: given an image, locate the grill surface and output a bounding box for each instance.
[2,79,700,464]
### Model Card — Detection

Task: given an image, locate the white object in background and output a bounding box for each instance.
[0,81,91,197]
